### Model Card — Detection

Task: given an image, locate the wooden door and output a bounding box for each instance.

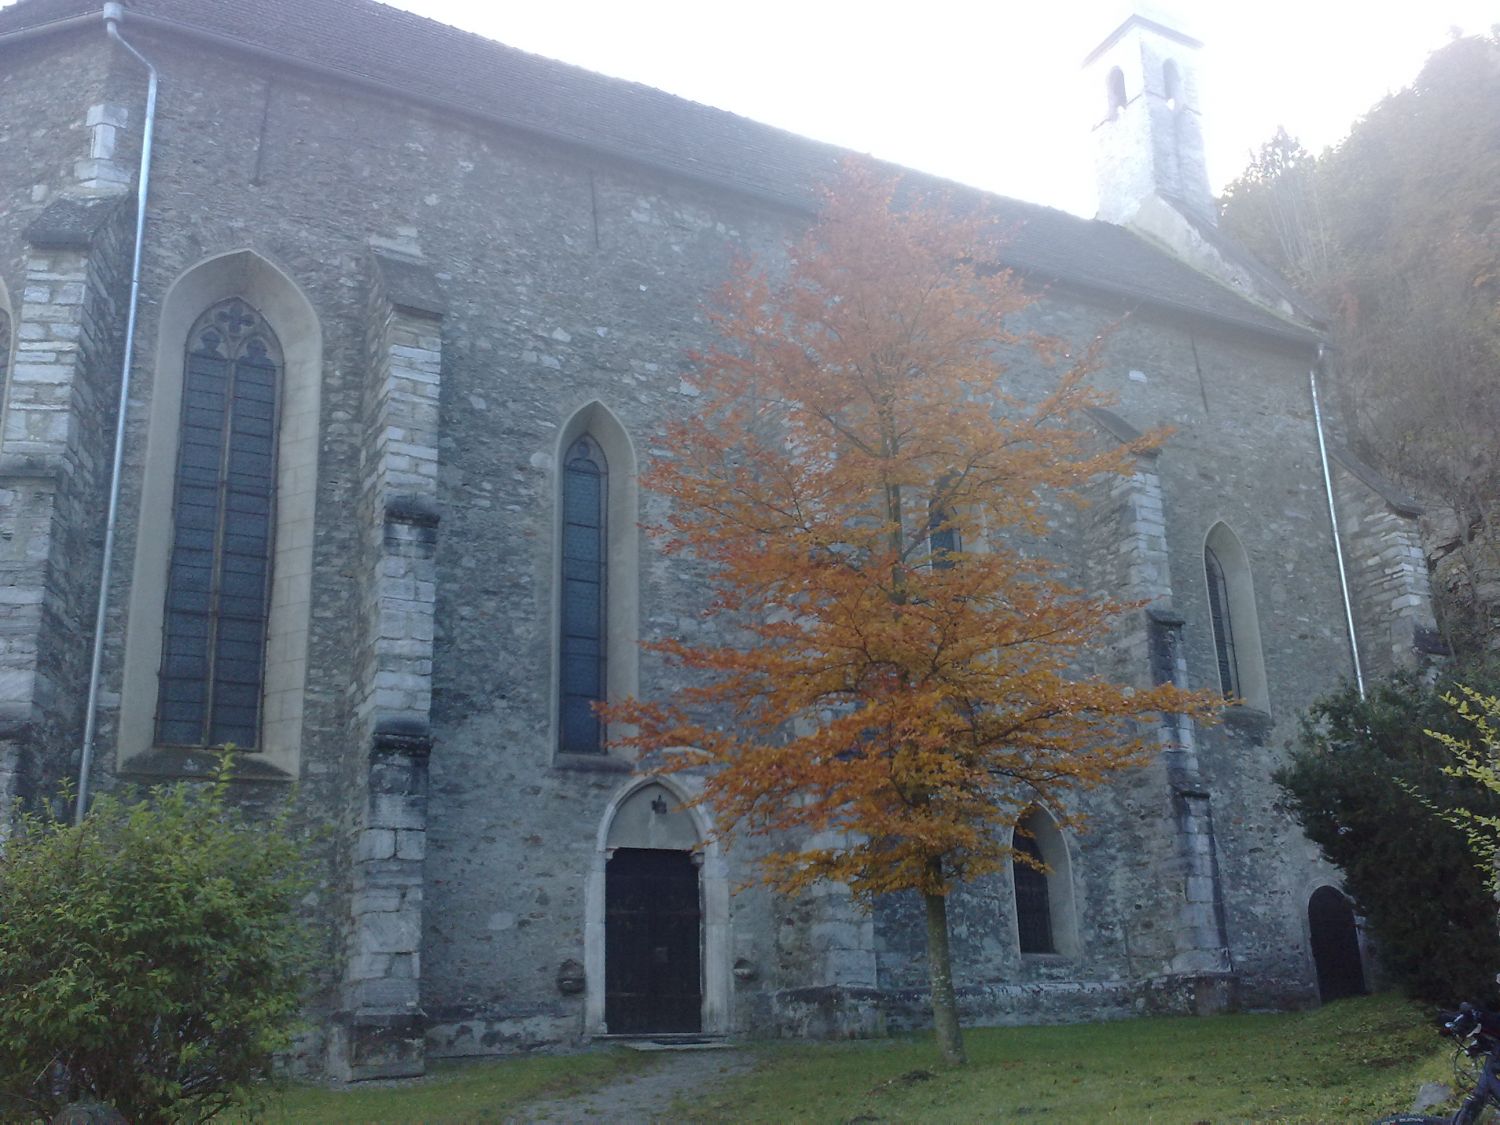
[605,848,702,1034]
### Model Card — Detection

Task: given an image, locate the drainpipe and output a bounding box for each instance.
[75,2,158,824]
[1310,347,1365,700]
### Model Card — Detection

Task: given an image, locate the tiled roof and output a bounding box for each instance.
[0,0,1319,344]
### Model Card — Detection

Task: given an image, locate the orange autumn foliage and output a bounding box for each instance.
[607,162,1213,903]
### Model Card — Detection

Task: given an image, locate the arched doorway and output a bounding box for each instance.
[1308,885,1366,1001]
[585,780,729,1036]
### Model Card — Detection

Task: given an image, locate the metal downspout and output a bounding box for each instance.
[1310,350,1366,699]
[75,3,158,824]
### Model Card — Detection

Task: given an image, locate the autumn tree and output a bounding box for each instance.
[609,163,1209,1066]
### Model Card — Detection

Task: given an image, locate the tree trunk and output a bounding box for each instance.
[922,877,967,1066]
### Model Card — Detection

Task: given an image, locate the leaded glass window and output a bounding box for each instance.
[1013,820,1055,954]
[1205,544,1240,699]
[560,434,607,753]
[155,298,280,748]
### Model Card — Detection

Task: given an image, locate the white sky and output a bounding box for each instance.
[1,0,1491,216]
[384,0,1497,217]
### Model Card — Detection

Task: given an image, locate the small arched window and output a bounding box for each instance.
[1163,59,1182,110]
[155,298,281,748]
[1106,67,1127,120]
[1203,523,1269,712]
[1011,806,1078,956]
[560,434,608,753]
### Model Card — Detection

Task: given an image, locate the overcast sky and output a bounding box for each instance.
[383,0,1497,216]
[2,0,1491,216]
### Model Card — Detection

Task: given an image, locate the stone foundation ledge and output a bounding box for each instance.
[877,970,1242,1033]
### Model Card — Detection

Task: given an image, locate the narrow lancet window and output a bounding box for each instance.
[1204,544,1240,699]
[560,434,608,753]
[156,298,281,748]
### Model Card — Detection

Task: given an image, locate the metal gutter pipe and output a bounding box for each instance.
[1310,349,1365,699]
[75,2,158,824]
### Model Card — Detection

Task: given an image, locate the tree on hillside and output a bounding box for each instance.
[1221,34,1500,654]
[608,162,1212,1066]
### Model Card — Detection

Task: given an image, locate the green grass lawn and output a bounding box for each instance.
[678,994,1455,1124]
[250,994,1459,1123]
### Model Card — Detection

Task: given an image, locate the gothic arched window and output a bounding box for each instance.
[1203,522,1270,711]
[1011,805,1078,956]
[1013,817,1054,954]
[560,434,608,753]
[1204,544,1240,699]
[155,299,281,748]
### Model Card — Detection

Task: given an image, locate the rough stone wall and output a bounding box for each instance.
[0,33,126,822]
[1329,456,1437,679]
[0,14,1403,1075]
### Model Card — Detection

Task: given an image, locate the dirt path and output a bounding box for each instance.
[506,1047,754,1124]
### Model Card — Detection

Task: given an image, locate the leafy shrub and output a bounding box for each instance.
[0,761,314,1124]
[1274,668,1500,1003]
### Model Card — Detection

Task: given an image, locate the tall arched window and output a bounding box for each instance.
[1203,523,1270,712]
[1013,817,1053,953]
[560,434,608,754]
[1011,805,1078,956]
[1106,66,1127,120]
[1204,544,1240,699]
[156,298,281,748]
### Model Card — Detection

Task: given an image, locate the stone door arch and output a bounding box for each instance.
[584,778,729,1036]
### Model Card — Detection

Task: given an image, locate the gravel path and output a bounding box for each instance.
[505,1047,754,1124]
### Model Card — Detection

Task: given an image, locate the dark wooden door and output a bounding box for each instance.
[1309,886,1367,1001]
[605,848,702,1034]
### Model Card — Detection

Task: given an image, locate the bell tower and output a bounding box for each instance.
[1084,9,1214,226]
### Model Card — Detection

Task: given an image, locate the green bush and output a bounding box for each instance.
[1274,668,1500,1003]
[0,761,314,1124]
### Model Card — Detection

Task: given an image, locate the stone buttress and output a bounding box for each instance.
[330,249,444,1079]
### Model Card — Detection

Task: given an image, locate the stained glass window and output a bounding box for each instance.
[1205,544,1240,699]
[156,298,280,748]
[560,434,607,753]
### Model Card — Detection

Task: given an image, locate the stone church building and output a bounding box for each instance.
[0,0,1439,1079]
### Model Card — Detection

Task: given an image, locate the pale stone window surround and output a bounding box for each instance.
[1009,804,1080,958]
[550,401,638,764]
[583,775,730,1036]
[0,277,12,428]
[119,250,321,778]
[1202,522,1270,714]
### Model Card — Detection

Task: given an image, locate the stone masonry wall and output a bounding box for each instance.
[0,13,1399,1074]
